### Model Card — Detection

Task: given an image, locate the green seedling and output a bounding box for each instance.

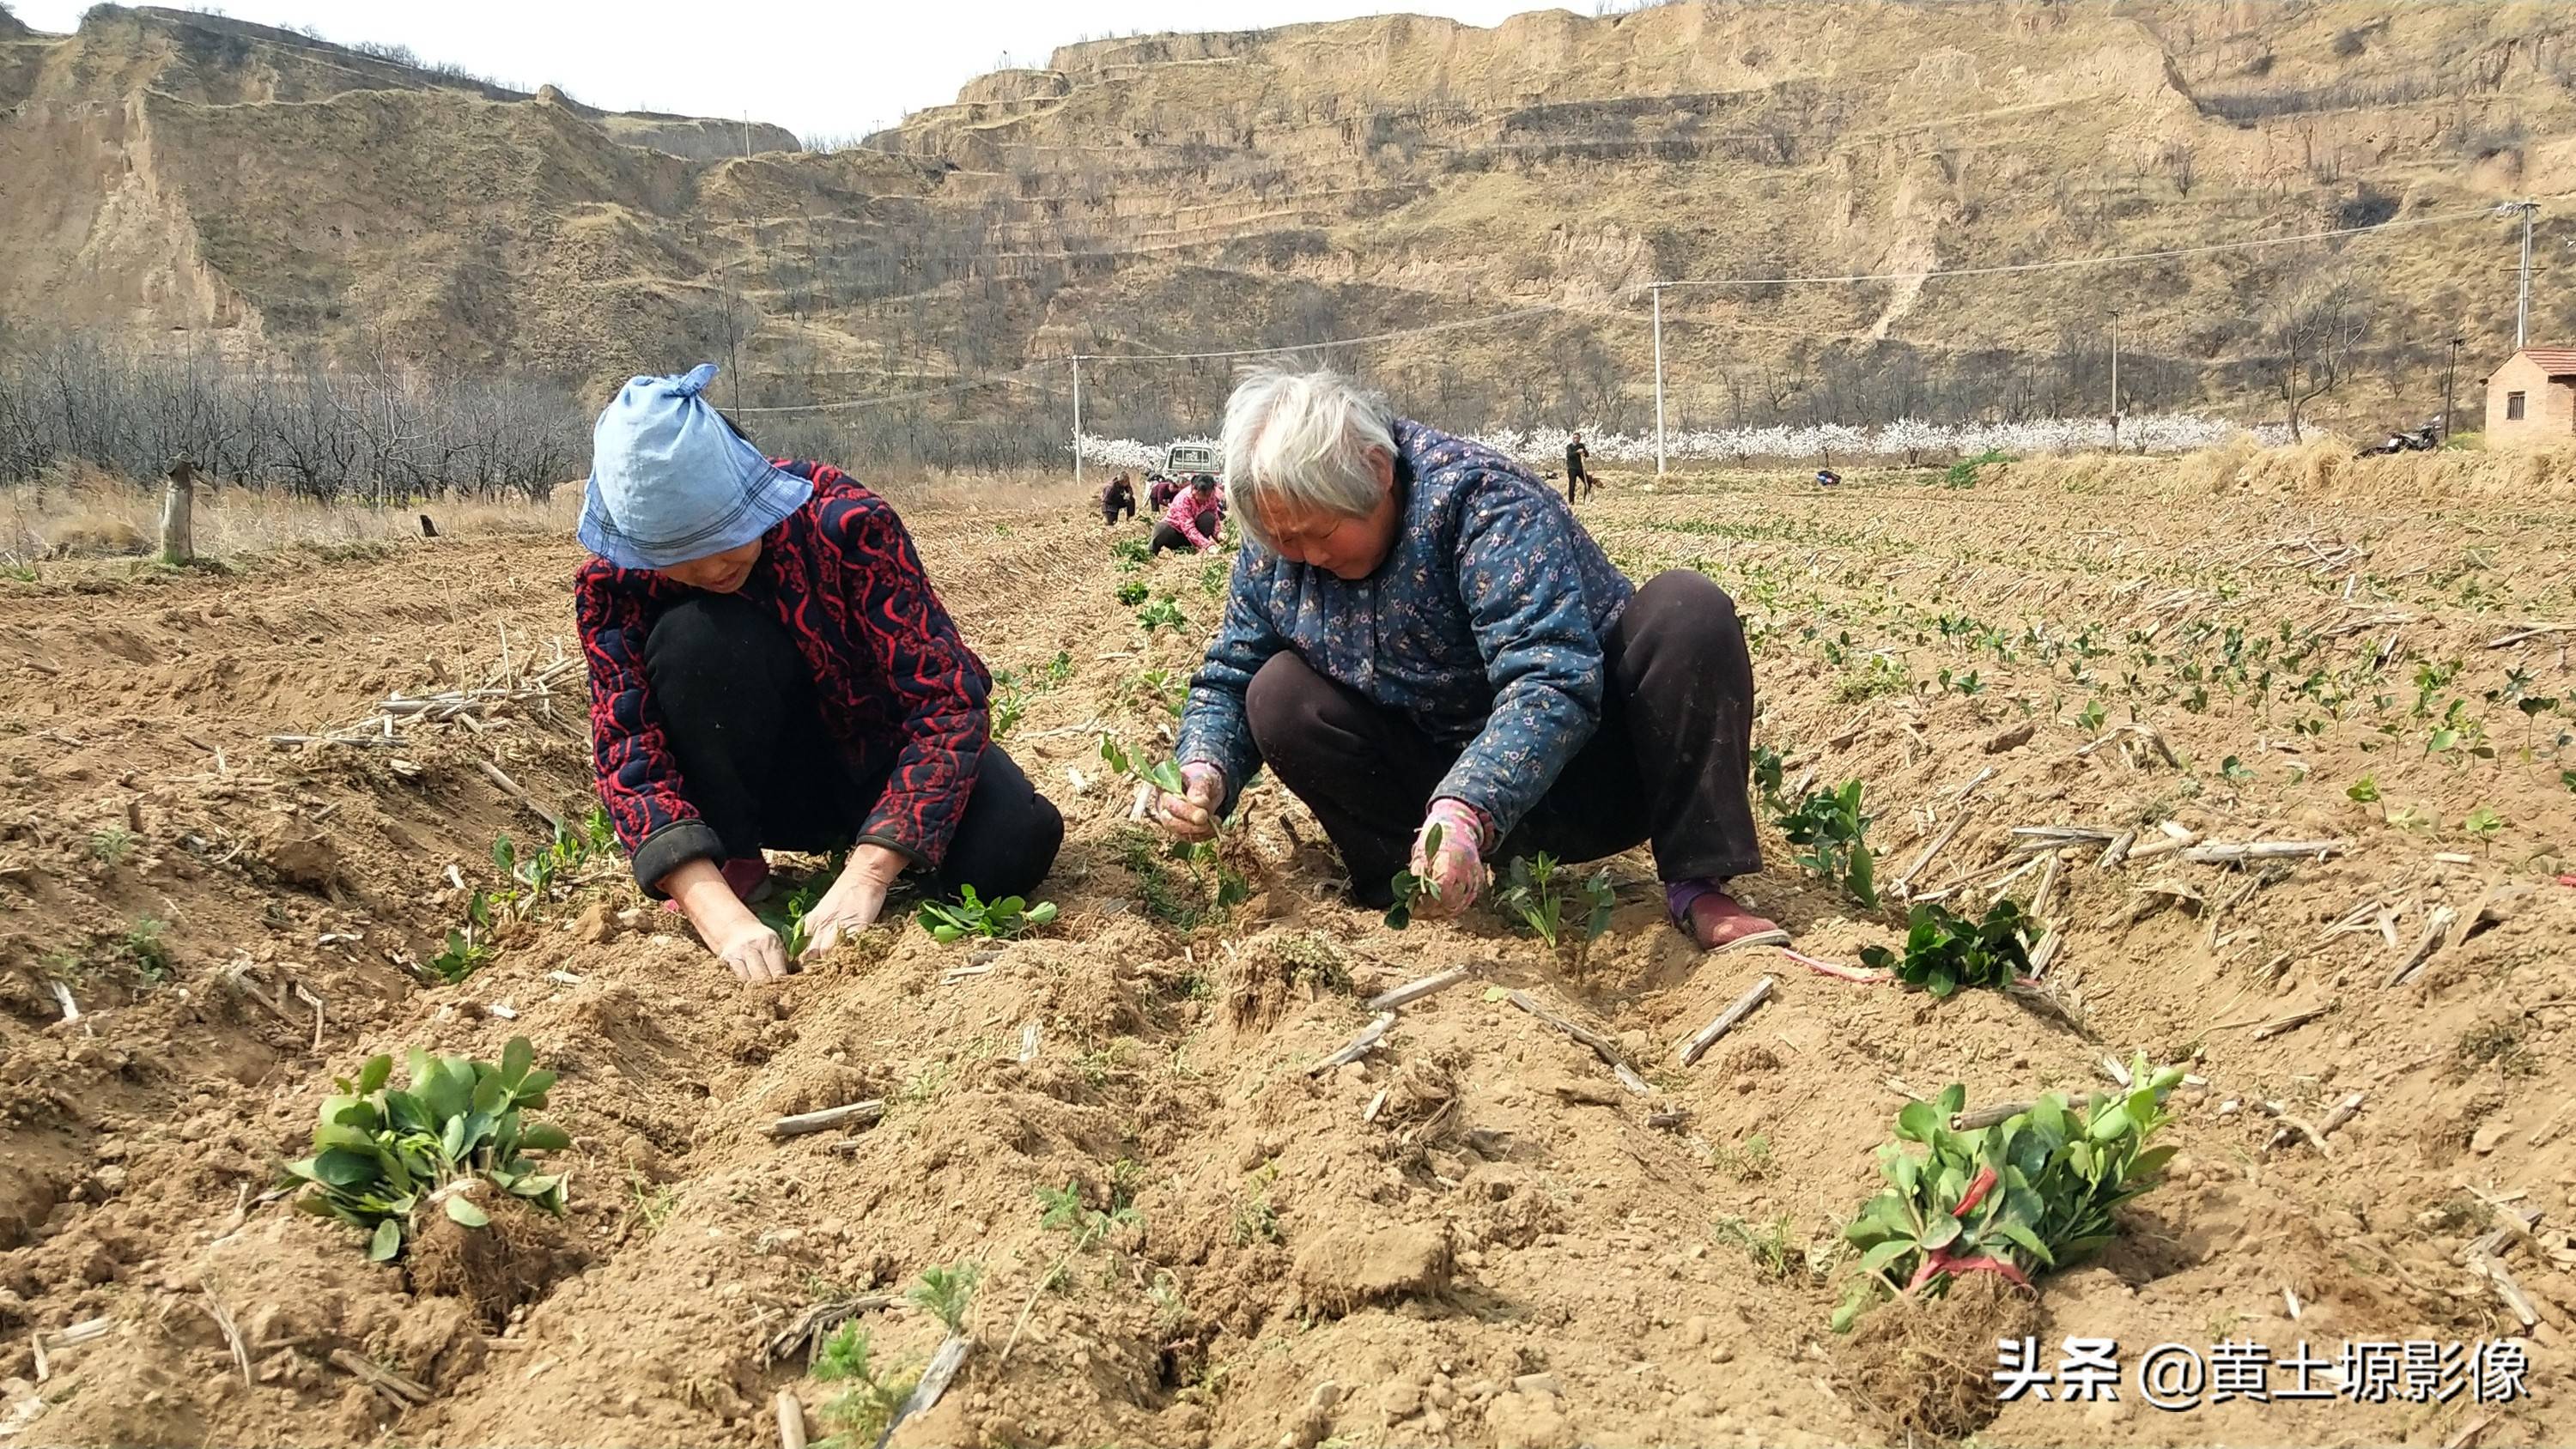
[1858,900,2033,998]
[1100,736,1190,797]
[1116,579,1149,607]
[1383,823,1444,930]
[916,885,1059,943]
[1037,1165,1144,1252]
[1494,853,1616,950]
[1832,1058,2184,1331]
[909,1261,981,1335]
[2345,774,2380,805]
[429,928,492,984]
[1777,780,1877,909]
[2464,806,2505,846]
[89,828,133,864]
[283,1036,568,1264]
[810,1324,915,1449]
[1110,537,1150,567]
[775,874,828,958]
[1138,597,1187,633]
[1751,743,1790,815]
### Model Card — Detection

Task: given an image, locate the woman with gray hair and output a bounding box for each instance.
[1144,367,1778,950]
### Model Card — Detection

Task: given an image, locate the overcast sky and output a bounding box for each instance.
[14,1,1560,142]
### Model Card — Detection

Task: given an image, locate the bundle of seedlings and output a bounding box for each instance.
[1832,1059,2183,1439]
[1857,900,2033,998]
[283,1037,574,1319]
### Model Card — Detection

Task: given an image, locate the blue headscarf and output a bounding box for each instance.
[575,364,812,570]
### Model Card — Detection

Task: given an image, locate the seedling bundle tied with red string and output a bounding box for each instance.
[1832,1054,2185,1331]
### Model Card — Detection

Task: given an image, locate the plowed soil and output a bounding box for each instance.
[3,454,2573,1448]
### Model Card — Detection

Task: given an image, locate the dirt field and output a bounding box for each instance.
[3,452,2573,1448]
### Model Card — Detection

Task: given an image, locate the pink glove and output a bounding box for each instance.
[1151,761,1227,843]
[1410,797,1490,918]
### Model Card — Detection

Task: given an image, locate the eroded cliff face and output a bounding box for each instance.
[3,1,2570,421]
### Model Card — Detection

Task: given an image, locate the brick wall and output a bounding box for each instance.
[2485,354,2576,450]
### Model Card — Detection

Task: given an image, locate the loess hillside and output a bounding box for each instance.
[4,2,2576,438]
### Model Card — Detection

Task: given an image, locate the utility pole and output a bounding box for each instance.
[2444,336,2463,440]
[2109,309,2122,448]
[1071,354,1084,488]
[2508,199,2540,348]
[1651,284,1667,479]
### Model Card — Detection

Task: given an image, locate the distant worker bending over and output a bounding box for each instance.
[573,365,1064,985]
[1143,367,1778,950]
[1101,473,1136,526]
[1151,475,1224,556]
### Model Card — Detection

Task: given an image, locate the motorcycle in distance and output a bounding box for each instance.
[2356,417,2442,457]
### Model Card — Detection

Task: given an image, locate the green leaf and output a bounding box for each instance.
[471,1069,507,1116]
[357,1054,393,1094]
[1846,843,1877,908]
[313,1121,383,1156]
[491,835,517,876]
[313,1147,380,1188]
[1993,1217,2055,1267]
[507,1173,562,1197]
[2087,1102,2134,1143]
[1856,1239,1914,1275]
[1896,1101,1939,1143]
[444,1195,490,1228]
[368,1219,402,1261]
[501,1037,534,1087]
[1919,1215,1961,1251]
[1935,1082,1966,1117]
[417,1063,471,1123]
[518,1122,572,1153]
[1025,902,1058,926]
[515,1070,556,1103]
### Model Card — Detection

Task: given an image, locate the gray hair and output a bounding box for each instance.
[1221,367,1397,552]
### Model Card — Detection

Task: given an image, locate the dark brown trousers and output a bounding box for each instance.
[1244,569,1763,906]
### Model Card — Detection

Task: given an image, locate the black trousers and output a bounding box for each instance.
[1243,570,1761,906]
[641,592,1062,900]
[1103,498,1133,525]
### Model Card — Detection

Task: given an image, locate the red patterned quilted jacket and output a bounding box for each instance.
[574,462,990,890]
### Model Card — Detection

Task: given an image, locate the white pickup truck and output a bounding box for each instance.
[1163,443,1219,480]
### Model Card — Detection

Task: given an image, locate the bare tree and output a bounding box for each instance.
[2160,141,2196,197]
[2263,266,2371,441]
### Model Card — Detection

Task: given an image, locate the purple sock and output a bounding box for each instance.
[1665,877,1720,925]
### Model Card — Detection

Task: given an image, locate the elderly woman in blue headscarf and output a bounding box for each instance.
[574,364,1063,985]
[1140,367,1778,950]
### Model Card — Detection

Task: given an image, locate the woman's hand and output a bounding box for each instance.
[799,844,909,961]
[1151,761,1226,842]
[663,858,791,984]
[710,916,792,983]
[1409,798,1488,918]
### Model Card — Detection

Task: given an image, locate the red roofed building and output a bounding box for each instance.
[2486,348,2576,448]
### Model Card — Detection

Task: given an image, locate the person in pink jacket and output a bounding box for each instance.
[1150,476,1224,556]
